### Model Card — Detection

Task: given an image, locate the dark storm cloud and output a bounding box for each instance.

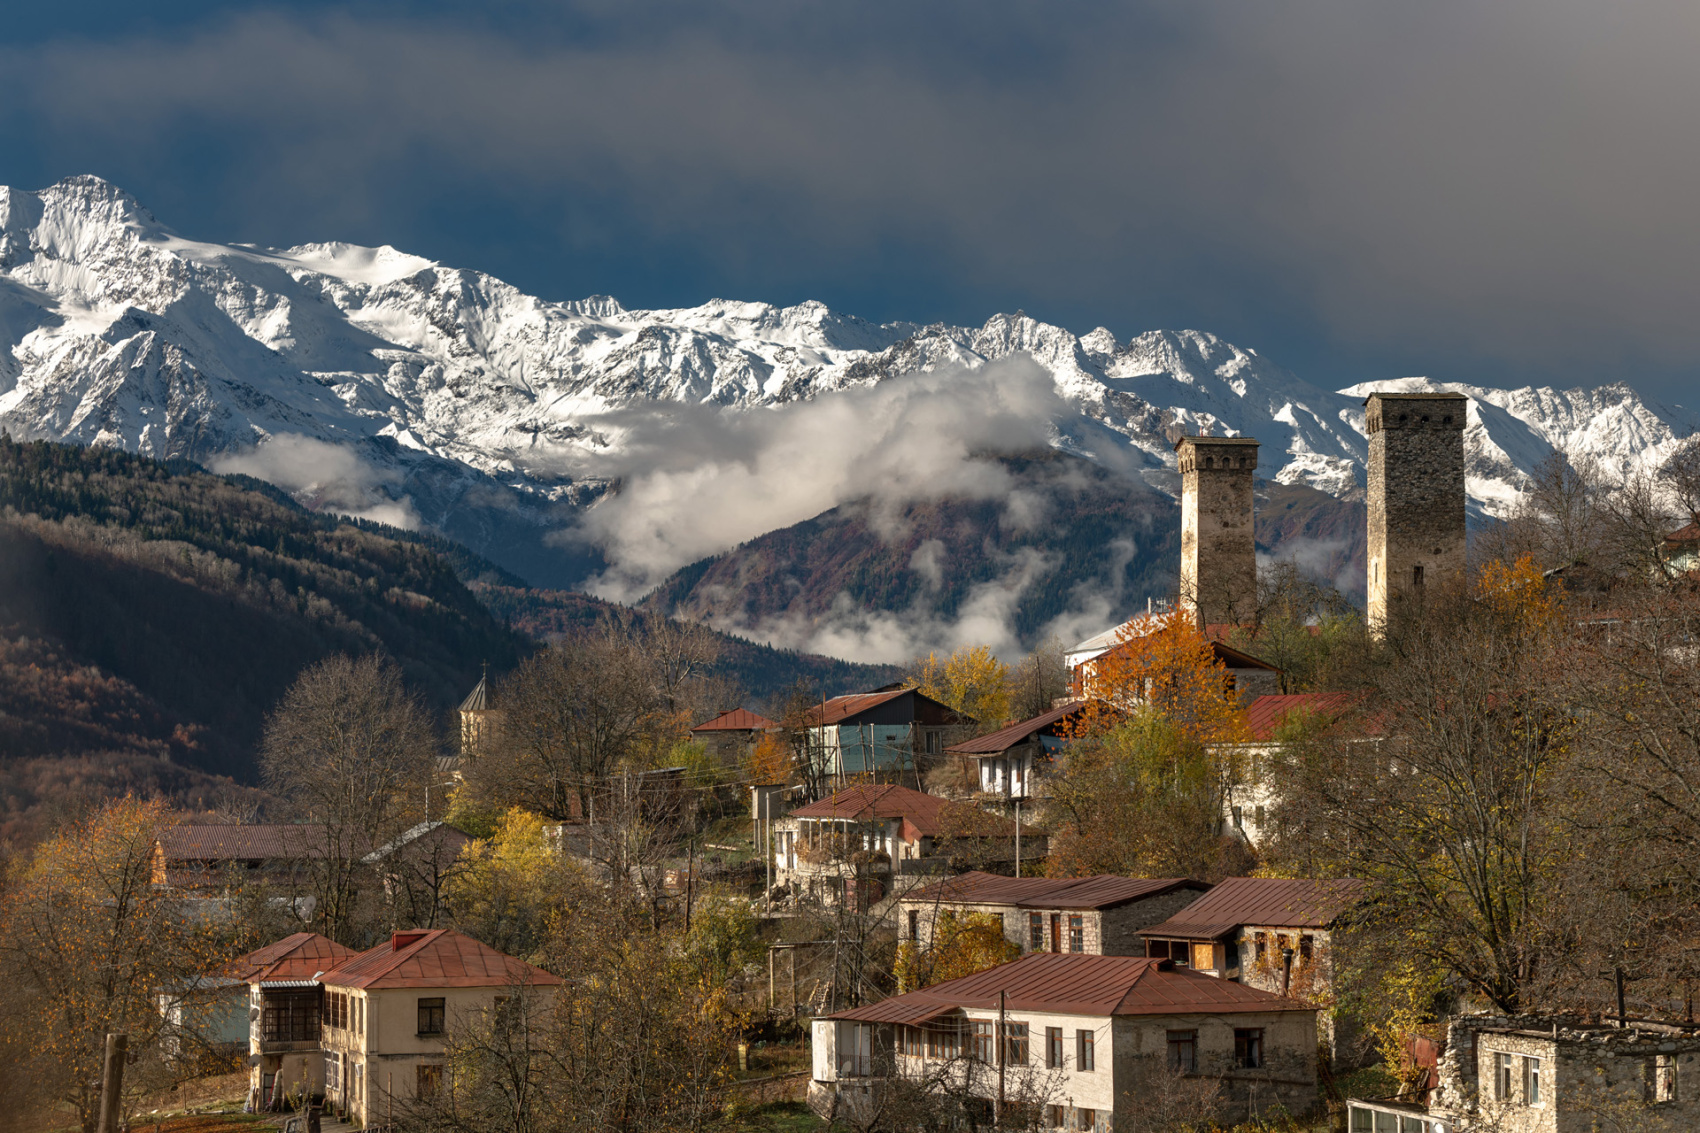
[6,1,1700,392]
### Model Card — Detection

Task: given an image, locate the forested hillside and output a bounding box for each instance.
[0,436,530,842]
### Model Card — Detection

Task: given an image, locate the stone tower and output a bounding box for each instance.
[1177,435,1260,628]
[1365,391,1468,632]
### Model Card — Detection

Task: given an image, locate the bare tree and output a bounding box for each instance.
[1008,636,1071,722]
[260,653,438,944]
[1658,434,1700,525]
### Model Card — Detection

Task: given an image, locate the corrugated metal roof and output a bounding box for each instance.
[1241,692,1366,742]
[827,953,1313,1021]
[802,689,911,726]
[1139,877,1367,939]
[903,871,1208,910]
[225,932,356,983]
[459,674,489,713]
[158,825,331,861]
[321,929,562,990]
[946,702,1088,756]
[691,707,779,732]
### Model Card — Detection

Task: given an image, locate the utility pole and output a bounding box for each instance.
[996,990,1006,1127]
[1014,797,1021,879]
[96,1032,126,1133]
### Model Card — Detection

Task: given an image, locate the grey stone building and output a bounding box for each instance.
[1177,434,1261,629]
[1364,391,1468,634]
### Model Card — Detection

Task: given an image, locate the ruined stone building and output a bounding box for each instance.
[1364,391,1468,633]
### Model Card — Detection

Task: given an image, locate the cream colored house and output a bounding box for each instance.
[228,932,356,1111]
[811,952,1318,1128]
[318,929,561,1126]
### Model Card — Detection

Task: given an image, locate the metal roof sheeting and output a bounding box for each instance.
[1139,877,1368,940]
[903,871,1208,911]
[322,928,562,991]
[691,707,779,732]
[225,932,356,983]
[159,825,331,861]
[1240,692,1367,742]
[826,953,1313,1021]
[945,702,1089,756]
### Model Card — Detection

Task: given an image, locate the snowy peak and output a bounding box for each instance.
[0,176,1689,553]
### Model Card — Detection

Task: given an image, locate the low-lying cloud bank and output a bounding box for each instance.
[210,435,422,530]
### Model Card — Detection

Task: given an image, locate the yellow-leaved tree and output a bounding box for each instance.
[894,910,1020,992]
[0,798,232,1132]
[906,645,1012,728]
[444,808,591,962]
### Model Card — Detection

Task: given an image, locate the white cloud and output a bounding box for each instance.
[210,433,421,530]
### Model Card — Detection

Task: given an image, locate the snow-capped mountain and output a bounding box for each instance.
[0,176,1689,588]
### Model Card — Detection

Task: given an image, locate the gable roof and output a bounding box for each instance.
[691,707,779,733]
[802,688,973,727]
[903,871,1208,910]
[225,932,357,984]
[1241,692,1367,742]
[1139,877,1368,939]
[157,824,331,861]
[947,702,1089,756]
[827,953,1313,1022]
[790,783,948,828]
[321,928,562,991]
[361,821,474,864]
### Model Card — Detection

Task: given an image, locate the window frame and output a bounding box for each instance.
[1030,912,1044,952]
[1001,1021,1029,1065]
[1068,915,1084,953]
[972,1020,995,1063]
[1166,1029,1197,1073]
[1045,1026,1064,1069]
[1522,1054,1542,1106]
[416,1063,444,1099]
[1234,1027,1264,1069]
[1076,1028,1095,1072]
[417,996,447,1036]
[1493,1051,1513,1101]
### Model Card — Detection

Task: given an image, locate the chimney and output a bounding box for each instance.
[1175,434,1260,629]
[391,930,430,952]
[1364,392,1468,635]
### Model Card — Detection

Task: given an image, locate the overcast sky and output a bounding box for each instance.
[5,1,1699,408]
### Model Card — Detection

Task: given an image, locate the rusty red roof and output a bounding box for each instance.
[321,929,562,991]
[827,953,1313,1021]
[225,932,357,983]
[158,824,331,861]
[903,871,1209,910]
[1666,522,1700,546]
[802,689,910,725]
[946,702,1089,756]
[1241,692,1367,742]
[691,707,779,732]
[1139,877,1367,939]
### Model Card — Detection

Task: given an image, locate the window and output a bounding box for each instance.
[973,1020,995,1062]
[1234,1028,1264,1069]
[326,1054,340,1092]
[1493,1052,1513,1101]
[1652,1053,1679,1102]
[416,1064,443,1099]
[1076,1029,1095,1072]
[1051,914,1061,952]
[1074,1107,1096,1131]
[1254,932,1267,962]
[1047,1105,1067,1129]
[903,1026,923,1057]
[1167,1030,1196,1073]
[1002,1022,1029,1064]
[1412,565,1425,588]
[261,989,322,1043]
[1030,913,1044,952]
[418,997,446,1036]
[908,910,919,943]
[1522,1055,1542,1105]
[1299,934,1314,963]
[1069,915,1084,953]
[1171,940,1191,967]
[1046,1026,1064,1069]
[1231,805,1243,828]
[926,731,940,754]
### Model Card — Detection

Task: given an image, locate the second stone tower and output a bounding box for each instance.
[1365,391,1468,632]
[1177,434,1260,628]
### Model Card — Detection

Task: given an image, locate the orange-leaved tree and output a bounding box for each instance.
[1070,612,1249,747]
[893,910,1020,992]
[0,798,234,1131]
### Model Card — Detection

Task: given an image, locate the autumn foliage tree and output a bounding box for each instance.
[1071,613,1249,747]
[894,910,1021,992]
[906,645,1012,730]
[0,799,231,1132]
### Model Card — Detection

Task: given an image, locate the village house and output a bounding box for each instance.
[318,928,561,1127]
[691,707,779,761]
[773,784,1043,905]
[945,701,1091,811]
[1350,1013,1700,1132]
[230,932,357,1111]
[1138,876,1367,1060]
[1220,691,1368,847]
[899,872,1212,957]
[1067,616,1283,706]
[810,952,1319,1129]
[802,687,975,786]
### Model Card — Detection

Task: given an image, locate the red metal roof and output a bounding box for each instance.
[691,707,779,732]
[827,953,1313,1021]
[802,689,911,726]
[1139,877,1368,939]
[225,932,357,983]
[1666,521,1700,546]
[1241,692,1367,742]
[158,824,331,861]
[321,928,562,991]
[946,702,1088,756]
[903,871,1209,910]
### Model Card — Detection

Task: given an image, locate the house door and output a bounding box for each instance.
[262,1071,275,1108]
[1050,914,1061,952]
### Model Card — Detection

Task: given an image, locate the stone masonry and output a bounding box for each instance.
[1365,392,1467,634]
[1177,435,1260,628]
